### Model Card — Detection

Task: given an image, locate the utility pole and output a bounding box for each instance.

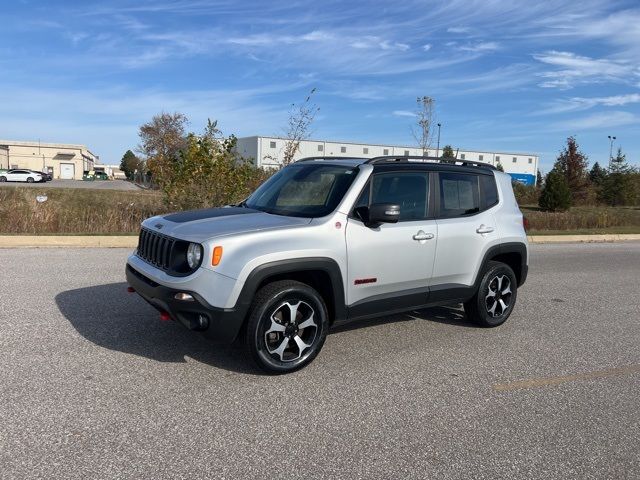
[608,135,616,169]
[436,123,442,157]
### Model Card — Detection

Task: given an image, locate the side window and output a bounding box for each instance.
[357,172,429,221]
[480,174,499,208]
[438,172,480,217]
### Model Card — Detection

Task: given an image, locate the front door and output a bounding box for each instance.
[345,170,437,314]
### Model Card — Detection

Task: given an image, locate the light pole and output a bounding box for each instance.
[608,135,616,169]
[436,123,442,157]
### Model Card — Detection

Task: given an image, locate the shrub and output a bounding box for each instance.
[539,170,571,212]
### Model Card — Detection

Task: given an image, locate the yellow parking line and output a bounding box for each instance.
[493,365,640,392]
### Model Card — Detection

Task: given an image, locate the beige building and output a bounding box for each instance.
[0,140,98,180]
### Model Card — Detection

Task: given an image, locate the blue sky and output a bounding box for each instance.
[1,0,639,171]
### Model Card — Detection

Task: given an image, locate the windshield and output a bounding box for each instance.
[245,164,358,217]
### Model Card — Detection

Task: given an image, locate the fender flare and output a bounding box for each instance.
[474,242,528,289]
[233,257,347,323]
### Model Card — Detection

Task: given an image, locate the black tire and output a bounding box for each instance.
[245,280,329,373]
[0,176,6,182]
[464,261,518,327]
[26,177,34,183]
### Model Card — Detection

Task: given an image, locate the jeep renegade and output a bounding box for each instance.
[126,156,529,373]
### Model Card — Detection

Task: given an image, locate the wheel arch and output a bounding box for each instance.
[476,242,528,288]
[235,258,346,325]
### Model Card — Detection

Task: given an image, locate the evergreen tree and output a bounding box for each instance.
[496,161,504,172]
[553,136,590,205]
[441,145,454,158]
[536,169,543,187]
[589,161,606,186]
[601,148,637,206]
[539,170,571,212]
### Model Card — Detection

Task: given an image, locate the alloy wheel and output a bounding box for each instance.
[263,300,318,362]
[485,275,512,317]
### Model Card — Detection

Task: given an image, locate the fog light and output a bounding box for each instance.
[174,292,194,301]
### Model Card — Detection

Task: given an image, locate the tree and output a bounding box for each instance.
[496,161,504,172]
[120,150,141,180]
[412,96,435,155]
[281,89,319,166]
[139,112,189,183]
[600,148,637,206]
[536,169,543,187]
[589,161,606,186]
[539,170,571,212]
[553,136,590,205]
[441,145,454,159]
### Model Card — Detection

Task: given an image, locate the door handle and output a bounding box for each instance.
[413,231,435,241]
[476,224,495,234]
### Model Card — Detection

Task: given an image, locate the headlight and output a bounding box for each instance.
[186,243,203,269]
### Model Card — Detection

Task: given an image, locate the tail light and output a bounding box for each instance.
[523,216,530,231]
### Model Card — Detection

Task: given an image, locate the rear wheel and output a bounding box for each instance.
[26,177,34,183]
[464,261,517,327]
[245,280,329,373]
[0,176,6,182]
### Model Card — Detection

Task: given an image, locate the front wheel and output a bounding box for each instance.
[26,177,34,183]
[464,261,518,327]
[0,176,6,182]
[245,280,329,373]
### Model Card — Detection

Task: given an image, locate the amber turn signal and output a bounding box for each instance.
[212,246,223,266]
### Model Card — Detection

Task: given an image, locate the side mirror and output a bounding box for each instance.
[355,203,400,227]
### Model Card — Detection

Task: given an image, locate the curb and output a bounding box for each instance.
[527,234,640,243]
[1,234,639,248]
[0,236,138,248]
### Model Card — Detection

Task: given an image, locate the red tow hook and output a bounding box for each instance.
[160,311,171,322]
[127,286,135,293]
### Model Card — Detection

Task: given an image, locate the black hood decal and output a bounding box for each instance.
[163,207,258,223]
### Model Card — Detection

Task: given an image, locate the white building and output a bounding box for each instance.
[236,136,539,186]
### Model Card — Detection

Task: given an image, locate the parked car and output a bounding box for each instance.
[94,171,109,180]
[82,171,95,181]
[28,170,51,182]
[0,169,43,183]
[126,155,529,373]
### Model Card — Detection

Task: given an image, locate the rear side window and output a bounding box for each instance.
[438,172,480,217]
[480,174,499,208]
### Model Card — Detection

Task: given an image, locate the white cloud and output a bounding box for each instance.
[558,111,639,130]
[392,110,417,117]
[447,26,470,34]
[534,50,639,89]
[542,93,640,114]
[422,43,432,52]
[456,41,500,53]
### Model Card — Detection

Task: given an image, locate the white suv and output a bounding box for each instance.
[126,156,528,373]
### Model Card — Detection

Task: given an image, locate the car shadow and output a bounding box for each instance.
[56,283,478,373]
[55,282,260,375]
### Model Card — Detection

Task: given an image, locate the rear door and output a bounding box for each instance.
[432,171,498,288]
[345,170,437,311]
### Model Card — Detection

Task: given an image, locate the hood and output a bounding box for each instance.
[142,207,312,242]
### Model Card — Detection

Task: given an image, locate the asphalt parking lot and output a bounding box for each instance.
[1,242,639,479]
[0,179,140,191]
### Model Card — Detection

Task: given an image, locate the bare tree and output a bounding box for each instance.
[412,96,435,155]
[280,88,319,166]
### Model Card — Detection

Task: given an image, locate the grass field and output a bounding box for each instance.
[1,185,639,235]
[0,186,166,234]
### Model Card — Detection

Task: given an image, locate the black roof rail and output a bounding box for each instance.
[365,155,497,170]
[295,156,368,163]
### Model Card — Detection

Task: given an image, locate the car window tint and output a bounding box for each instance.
[371,172,429,221]
[480,174,499,208]
[439,172,480,217]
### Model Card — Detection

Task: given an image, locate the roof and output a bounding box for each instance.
[296,155,496,172]
[0,139,98,159]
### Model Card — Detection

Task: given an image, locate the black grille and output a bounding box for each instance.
[136,228,176,271]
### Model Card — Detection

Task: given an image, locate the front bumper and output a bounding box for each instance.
[126,264,245,343]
